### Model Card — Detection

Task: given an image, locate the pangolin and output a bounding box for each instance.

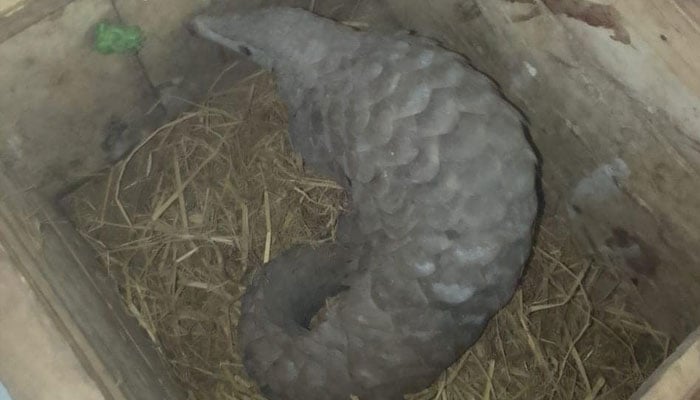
[193,7,538,400]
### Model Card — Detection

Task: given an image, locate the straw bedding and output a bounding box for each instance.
[67,71,670,400]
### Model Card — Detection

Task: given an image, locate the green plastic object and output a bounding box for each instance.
[94,21,144,54]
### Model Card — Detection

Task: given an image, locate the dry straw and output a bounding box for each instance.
[69,71,670,400]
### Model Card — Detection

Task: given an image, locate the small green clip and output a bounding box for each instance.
[94,21,144,54]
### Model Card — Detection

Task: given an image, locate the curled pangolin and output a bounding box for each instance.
[193,7,539,400]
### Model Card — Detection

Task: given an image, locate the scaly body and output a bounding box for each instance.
[194,8,538,399]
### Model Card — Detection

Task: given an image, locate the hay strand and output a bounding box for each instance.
[67,71,670,400]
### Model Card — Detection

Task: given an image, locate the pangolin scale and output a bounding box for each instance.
[193,8,538,400]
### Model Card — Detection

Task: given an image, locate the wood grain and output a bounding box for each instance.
[0,0,74,44]
[0,169,184,400]
[631,326,700,400]
[617,0,700,101]
[382,0,700,339]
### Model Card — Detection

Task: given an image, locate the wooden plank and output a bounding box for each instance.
[631,326,700,400]
[0,0,74,44]
[0,247,106,400]
[0,169,184,400]
[382,0,700,340]
[616,0,700,96]
[0,0,165,197]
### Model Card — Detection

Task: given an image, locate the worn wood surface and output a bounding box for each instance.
[632,326,700,400]
[382,0,700,340]
[0,170,184,400]
[0,0,165,197]
[0,0,74,44]
[0,247,106,400]
[2,0,700,397]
